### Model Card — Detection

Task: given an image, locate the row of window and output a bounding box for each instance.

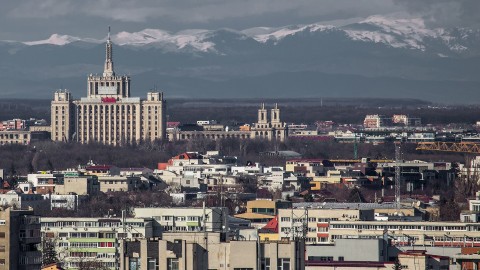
[42,221,145,228]
[280,217,339,222]
[330,224,473,231]
[160,216,202,221]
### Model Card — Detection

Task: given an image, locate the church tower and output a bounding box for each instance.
[271,103,280,124]
[251,103,287,142]
[257,103,268,125]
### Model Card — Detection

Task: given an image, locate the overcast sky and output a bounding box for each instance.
[1,0,479,41]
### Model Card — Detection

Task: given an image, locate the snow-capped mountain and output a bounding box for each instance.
[18,15,480,56]
[1,15,480,102]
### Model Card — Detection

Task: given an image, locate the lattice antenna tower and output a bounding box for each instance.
[290,208,308,240]
[395,143,402,211]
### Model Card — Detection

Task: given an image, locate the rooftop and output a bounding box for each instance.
[292,202,411,210]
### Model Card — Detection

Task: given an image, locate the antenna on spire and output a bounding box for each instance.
[108,26,111,40]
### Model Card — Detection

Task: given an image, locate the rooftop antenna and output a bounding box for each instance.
[108,26,111,40]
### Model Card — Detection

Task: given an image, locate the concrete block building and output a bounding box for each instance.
[119,232,305,270]
[0,207,42,270]
[40,216,154,270]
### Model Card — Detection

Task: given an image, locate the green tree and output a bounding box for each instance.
[347,188,365,203]
[41,237,58,266]
[392,258,402,270]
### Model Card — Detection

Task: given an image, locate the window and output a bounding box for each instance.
[261,258,270,270]
[338,257,344,261]
[147,258,157,270]
[167,258,179,270]
[130,258,140,270]
[277,258,290,270]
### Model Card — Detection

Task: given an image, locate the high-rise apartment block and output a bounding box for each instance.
[51,31,166,145]
[0,207,42,270]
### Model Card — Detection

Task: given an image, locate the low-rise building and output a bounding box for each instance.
[364,115,391,129]
[306,238,388,262]
[398,250,448,270]
[54,172,100,195]
[0,191,50,213]
[97,175,143,192]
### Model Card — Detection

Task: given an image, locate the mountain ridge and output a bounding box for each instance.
[1,15,479,103]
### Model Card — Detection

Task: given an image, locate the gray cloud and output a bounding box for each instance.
[3,0,476,41]
[393,0,480,27]
[7,0,399,23]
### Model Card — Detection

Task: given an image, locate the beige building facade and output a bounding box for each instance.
[119,232,305,270]
[250,103,288,142]
[51,32,166,145]
[0,130,30,145]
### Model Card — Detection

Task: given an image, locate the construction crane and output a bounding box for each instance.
[395,143,402,211]
[416,142,480,154]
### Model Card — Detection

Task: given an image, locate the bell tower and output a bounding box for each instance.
[271,103,280,124]
[258,103,268,124]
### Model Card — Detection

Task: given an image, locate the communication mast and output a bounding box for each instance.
[395,143,402,211]
[290,207,308,240]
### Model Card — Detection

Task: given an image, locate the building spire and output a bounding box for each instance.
[103,26,114,77]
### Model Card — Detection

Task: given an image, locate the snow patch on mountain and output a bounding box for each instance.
[23,34,82,46]
[113,29,215,52]
[342,16,441,50]
[252,24,334,43]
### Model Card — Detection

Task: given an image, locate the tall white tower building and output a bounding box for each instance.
[51,29,166,145]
